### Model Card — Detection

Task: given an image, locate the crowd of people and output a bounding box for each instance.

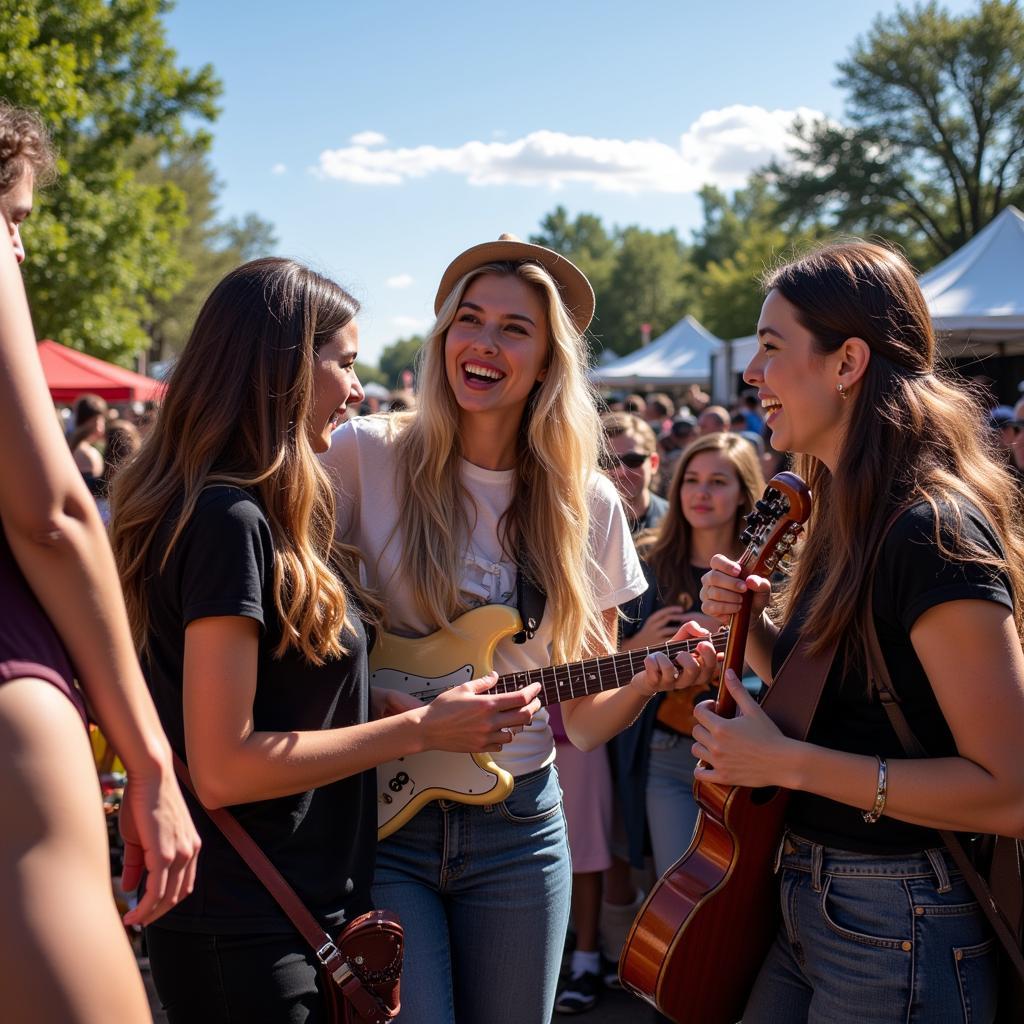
[3,96,1024,1024]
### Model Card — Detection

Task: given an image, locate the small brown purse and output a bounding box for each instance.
[173,756,402,1022]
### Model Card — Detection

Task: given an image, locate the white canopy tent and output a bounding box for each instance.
[589,315,722,389]
[920,205,1024,357]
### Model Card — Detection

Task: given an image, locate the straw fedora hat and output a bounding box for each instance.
[434,233,595,333]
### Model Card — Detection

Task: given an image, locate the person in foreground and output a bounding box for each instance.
[110,257,537,1023]
[699,240,1024,1023]
[0,101,199,1023]
[322,234,718,1024]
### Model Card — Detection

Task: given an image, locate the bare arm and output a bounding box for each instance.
[183,616,541,808]
[692,601,1024,837]
[0,242,198,923]
[560,608,719,752]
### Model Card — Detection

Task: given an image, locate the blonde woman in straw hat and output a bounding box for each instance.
[322,235,718,1023]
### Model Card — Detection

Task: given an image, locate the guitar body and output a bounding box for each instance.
[619,781,789,1022]
[370,604,523,840]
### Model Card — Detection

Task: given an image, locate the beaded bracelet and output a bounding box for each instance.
[862,755,888,824]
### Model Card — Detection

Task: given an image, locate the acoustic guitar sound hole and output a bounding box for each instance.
[750,786,779,805]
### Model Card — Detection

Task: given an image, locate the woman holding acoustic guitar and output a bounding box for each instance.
[616,431,764,880]
[698,240,1024,1022]
[321,234,719,1024]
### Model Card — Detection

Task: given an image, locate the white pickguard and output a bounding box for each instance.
[372,663,509,837]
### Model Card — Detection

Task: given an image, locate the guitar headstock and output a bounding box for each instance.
[738,471,811,578]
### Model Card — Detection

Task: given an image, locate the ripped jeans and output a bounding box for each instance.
[744,831,998,1024]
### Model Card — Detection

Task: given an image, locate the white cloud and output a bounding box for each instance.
[385,273,414,289]
[350,130,387,147]
[392,315,431,332]
[271,163,288,175]
[315,106,824,194]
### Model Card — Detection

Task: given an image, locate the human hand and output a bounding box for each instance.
[700,553,772,626]
[120,766,201,927]
[372,687,423,719]
[418,675,542,753]
[625,605,688,650]
[690,670,796,789]
[629,620,719,699]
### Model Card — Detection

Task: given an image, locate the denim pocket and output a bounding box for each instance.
[820,874,911,949]
[953,938,997,1024]
[498,767,563,825]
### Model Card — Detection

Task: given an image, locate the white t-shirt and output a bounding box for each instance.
[322,414,647,775]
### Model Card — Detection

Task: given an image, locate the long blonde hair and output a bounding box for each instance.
[390,260,609,662]
[111,257,377,665]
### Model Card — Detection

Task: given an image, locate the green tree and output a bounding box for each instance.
[770,0,1024,263]
[530,205,617,296]
[139,144,277,361]
[378,335,423,388]
[355,361,387,387]
[1,0,220,363]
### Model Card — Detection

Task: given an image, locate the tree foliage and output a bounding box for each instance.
[770,0,1024,264]
[378,335,423,389]
[0,0,221,362]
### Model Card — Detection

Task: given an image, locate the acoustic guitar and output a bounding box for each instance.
[619,471,812,1023]
[370,603,729,840]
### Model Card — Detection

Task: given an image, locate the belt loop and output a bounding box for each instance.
[925,848,952,893]
[811,842,824,893]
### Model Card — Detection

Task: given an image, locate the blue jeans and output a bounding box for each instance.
[745,832,998,1023]
[372,764,571,1024]
[646,728,700,877]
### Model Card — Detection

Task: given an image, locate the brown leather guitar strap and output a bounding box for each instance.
[863,620,1024,983]
[170,754,395,1024]
[757,629,839,742]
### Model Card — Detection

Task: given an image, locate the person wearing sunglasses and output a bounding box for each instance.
[600,412,668,534]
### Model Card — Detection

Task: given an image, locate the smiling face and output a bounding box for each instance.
[444,273,549,426]
[679,450,743,530]
[311,320,363,454]
[0,168,34,264]
[745,289,850,468]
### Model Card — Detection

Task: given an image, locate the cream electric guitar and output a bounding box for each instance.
[371,603,729,839]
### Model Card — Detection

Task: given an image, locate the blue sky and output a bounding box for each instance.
[164,0,977,365]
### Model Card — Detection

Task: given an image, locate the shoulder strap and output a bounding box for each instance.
[758,632,839,742]
[863,614,1024,981]
[171,754,393,1022]
[513,555,546,645]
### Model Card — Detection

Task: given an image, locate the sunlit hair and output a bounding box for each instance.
[111,257,378,664]
[639,432,765,609]
[0,100,57,194]
[763,239,1024,652]
[388,260,609,663]
[602,411,658,456]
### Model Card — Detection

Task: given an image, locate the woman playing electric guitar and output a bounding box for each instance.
[698,241,1024,1023]
[322,234,719,1024]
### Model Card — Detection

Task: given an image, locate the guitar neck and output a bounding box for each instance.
[493,631,730,707]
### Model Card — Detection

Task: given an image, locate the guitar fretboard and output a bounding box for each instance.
[493,631,730,707]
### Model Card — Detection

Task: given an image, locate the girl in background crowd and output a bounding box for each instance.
[0,98,198,1024]
[68,392,108,479]
[700,241,1024,1022]
[615,432,765,880]
[110,257,532,1023]
[322,234,718,1024]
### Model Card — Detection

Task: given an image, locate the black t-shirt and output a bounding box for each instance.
[143,486,375,934]
[778,499,1013,853]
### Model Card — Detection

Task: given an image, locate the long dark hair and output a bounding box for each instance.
[112,257,377,663]
[765,240,1024,652]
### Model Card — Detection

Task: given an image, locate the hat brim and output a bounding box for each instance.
[434,239,595,333]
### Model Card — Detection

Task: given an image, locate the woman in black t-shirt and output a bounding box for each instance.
[109,258,544,1023]
[699,241,1024,1023]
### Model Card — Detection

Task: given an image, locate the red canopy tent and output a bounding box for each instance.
[37,339,165,403]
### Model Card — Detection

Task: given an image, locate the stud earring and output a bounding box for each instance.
[837,382,847,398]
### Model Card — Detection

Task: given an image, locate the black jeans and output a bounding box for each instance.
[147,926,327,1024]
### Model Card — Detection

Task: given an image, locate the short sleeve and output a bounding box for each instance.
[177,489,270,628]
[587,474,648,610]
[875,500,1013,635]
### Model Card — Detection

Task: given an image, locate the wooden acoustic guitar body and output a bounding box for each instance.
[620,780,789,1023]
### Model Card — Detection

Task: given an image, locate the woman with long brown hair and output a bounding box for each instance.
[699,240,1024,1022]
[322,234,718,1024]
[615,432,764,884]
[110,257,538,1022]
